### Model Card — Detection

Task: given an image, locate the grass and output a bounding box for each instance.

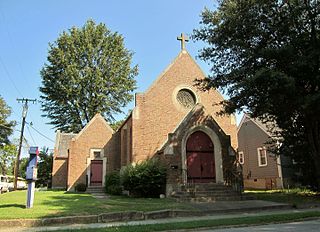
[55,211,320,232]
[1,188,319,222]
[244,188,320,207]
[0,190,194,219]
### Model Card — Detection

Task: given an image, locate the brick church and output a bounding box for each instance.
[52,34,239,196]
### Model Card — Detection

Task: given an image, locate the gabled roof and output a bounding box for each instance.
[237,113,280,137]
[144,50,189,95]
[74,113,114,141]
[142,50,226,101]
[54,131,76,157]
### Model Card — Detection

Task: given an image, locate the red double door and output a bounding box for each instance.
[90,160,103,186]
[187,131,215,183]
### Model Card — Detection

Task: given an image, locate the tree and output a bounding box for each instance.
[0,96,15,144]
[18,157,28,179]
[36,147,53,188]
[110,119,124,131]
[40,19,138,133]
[0,144,16,175]
[193,1,320,188]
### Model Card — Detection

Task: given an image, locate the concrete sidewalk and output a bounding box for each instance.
[1,200,317,232]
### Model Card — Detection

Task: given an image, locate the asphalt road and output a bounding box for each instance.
[202,219,320,232]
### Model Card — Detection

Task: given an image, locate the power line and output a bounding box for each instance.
[0,56,23,97]
[27,122,55,143]
[0,8,33,90]
[26,125,36,145]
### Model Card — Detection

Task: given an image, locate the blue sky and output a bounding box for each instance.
[0,0,226,156]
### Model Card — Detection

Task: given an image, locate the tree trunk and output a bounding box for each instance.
[306,119,320,190]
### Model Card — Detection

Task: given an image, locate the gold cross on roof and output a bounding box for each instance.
[177,33,189,51]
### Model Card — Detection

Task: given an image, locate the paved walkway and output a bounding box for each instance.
[189,200,289,211]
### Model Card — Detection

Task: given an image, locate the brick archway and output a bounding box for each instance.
[186,131,215,183]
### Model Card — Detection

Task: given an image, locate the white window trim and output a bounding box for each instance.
[90,148,104,159]
[238,151,244,165]
[86,148,107,187]
[257,147,268,167]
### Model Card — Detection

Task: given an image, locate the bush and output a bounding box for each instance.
[75,183,87,192]
[105,172,122,195]
[120,158,166,198]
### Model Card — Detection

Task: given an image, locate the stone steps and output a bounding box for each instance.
[172,183,242,202]
[175,195,243,203]
[174,192,238,197]
[86,186,105,194]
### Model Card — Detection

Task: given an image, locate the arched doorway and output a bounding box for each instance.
[186,131,215,183]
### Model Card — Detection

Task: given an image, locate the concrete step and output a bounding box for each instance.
[91,192,108,200]
[173,183,242,202]
[175,195,244,203]
[183,189,237,194]
[173,192,239,198]
[86,186,105,193]
[184,184,234,191]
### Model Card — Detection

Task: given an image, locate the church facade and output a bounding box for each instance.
[52,35,239,195]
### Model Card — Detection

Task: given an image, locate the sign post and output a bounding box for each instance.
[26,147,38,208]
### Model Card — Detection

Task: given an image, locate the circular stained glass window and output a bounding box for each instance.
[176,89,196,109]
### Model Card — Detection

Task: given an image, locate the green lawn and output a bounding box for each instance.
[0,190,194,219]
[1,188,319,220]
[244,189,320,207]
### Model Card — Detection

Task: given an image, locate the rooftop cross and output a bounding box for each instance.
[177,33,189,51]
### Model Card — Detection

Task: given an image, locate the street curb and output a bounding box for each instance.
[0,203,292,228]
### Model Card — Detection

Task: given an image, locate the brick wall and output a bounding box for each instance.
[67,114,114,190]
[51,157,68,189]
[120,116,132,166]
[52,131,75,189]
[131,51,238,163]
[104,131,121,173]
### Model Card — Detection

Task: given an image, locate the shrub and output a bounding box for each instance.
[105,172,122,195]
[120,158,166,198]
[75,183,87,192]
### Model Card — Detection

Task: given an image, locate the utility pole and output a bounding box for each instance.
[14,98,36,190]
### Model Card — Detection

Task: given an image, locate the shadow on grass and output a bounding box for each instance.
[40,191,106,218]
[39,191,191,219]
[0,203,25,209]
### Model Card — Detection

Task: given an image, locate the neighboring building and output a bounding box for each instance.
[237,114,294,190]
[52,35,239,196]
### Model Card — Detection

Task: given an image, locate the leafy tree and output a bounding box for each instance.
[0,144,16,175]
[40,19,138,133]
[36,147,53,187]
[193,1,320,188]
[0,96,15,144]
[110,119,124,131]
[18,157,28,179]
